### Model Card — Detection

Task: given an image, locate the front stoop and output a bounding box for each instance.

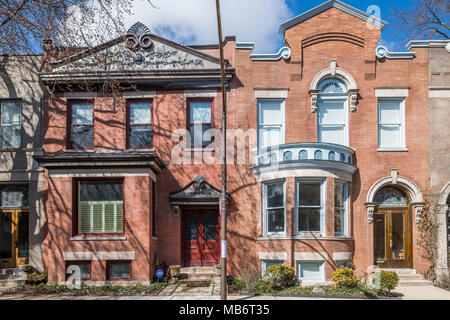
[379,269,433,287]
[160,266,221,296]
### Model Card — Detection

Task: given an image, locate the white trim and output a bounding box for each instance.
[258,252,288,260]
[184,90,218,98]
[256,168,353,183]
[317,96,349,147]
[254,89,289,99]
[334,181,348,237]
[123,91,156,98]
[375,46,415,59]
[235,42,255,50]
[310,67,357,92]
[375,88,409,97]
[333,252,352,260]
[257,99,285,150]
[48,168,157,182]
[377,148,408,152]
[429,89,450,98]
[63,251,135,261]
[294,252,328,261]
[250,47,291,61]
[297,261,325,283]
[406,40,450,50]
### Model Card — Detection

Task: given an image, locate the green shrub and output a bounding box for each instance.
[26,270,48,285]
[253,279,278,294]
[332,268,359,288]
[374,271,399,292]
[231,278,245,290]
[263,265,297,289]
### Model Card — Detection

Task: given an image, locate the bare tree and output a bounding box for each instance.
[390,0,449,43]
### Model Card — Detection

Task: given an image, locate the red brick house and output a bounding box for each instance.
[35,0,433,284]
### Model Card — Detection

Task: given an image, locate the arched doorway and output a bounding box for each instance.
[373,187,413,268]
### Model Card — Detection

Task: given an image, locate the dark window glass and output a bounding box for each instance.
[264,181,285,234]
[129,101,152,148]
[0,185,28,208]
[185,212,198,241]
[204,212,217,241]
[17,211,29,258]
[298,208,321,232]
[110,262,131,279]
[1,101,21,148]
[298,183,321,206]
[79,181,122,202]
[70,102,93,149]
[0,212,12,259]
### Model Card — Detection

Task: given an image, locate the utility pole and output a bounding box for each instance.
[215,0,227,301]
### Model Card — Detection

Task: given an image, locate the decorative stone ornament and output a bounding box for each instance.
[309,90,320,113]
[348,89,359,112]
[366,203,376,224]
[413,204,424,224]
[126,22,153,51]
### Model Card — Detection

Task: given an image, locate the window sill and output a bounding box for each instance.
[183,148,215,152]
[64,149,96,153]
[127,148,156,152]
[257,236,353,241]
[377,148,408,152]
[152,236,158,240]
[70,235,127,241]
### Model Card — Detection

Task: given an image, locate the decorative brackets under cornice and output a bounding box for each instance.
[308,89,320,113]
[348,89,359,112]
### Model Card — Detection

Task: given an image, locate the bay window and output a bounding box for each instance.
[378,98,405,149]
[188,100,212,147]
[258,99,284,149]
[128,100,152,148]
[69,101,93,149]
[1,100,21,148]
[297,179,325,235]
[77,180,123,234]
[263,180,285,236]
[334,182,348,236]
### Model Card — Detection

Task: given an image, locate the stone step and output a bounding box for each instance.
[180,267,220,274]
[180,272,219,280]
[398,279,433,287]
[0,279,26,288]
[379,268,417,275]
[179,279,211,287]
[397,274,425,281]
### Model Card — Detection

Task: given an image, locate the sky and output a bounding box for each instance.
[121,0,415,53]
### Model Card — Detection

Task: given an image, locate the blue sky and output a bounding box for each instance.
[120,0,416,53]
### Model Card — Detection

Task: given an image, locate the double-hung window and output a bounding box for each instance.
[77,180,124,234]
[1,100,21,148]
[334,182,348,236]
[378,98,405,149]
[297,179,325,235]
[128,100,152,148]
[188,100,212,147]
[318,98,348,146]
[257,99,284,149]
[263,180,285,236]
[69,101,94,149]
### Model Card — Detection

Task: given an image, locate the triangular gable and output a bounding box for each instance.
[279,0,388,34]
[169,175,222,204]
[50,22,222,74]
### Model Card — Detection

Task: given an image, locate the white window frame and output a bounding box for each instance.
[261,260,284,278]
[262,180,286,237]
[377,98,406,150]
[334,181,348,237]
[257,99,285,150]
[295,178,326,236]
[317,95,349,147]
[297,261,325,282]
[0,100,22,148]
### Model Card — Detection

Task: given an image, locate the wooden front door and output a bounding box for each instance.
[183,209,219,267]
[374,209,412,268]
[0,210,29,268]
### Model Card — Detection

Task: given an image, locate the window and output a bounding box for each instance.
[261,260,284,277]
[1,100,21,148]
[107,261,131,280]
[66,261,91,281]
[297,261,324,282]
[263,181,285,236]
[317,78,348,146]
[258,99,284,149]
[152,181,156,237]
[77,180,123,234]
[128,100,152,148]
[378,98,405,149]
[334,182,348,236]
[0,184,28,208]
[297,180,325,235]
[69,101,94,149]
[188,100,212,147]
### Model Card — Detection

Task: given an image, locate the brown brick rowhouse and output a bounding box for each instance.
[11,0,446,284]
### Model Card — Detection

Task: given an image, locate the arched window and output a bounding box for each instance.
[299,150,308,160]
[374,187,407,207]
[328,151,335,161]
[283,151,292,161]
[317,78,349,147]
[314,150,322,160]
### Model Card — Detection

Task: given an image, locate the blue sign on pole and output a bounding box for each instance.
[156,269,164,279]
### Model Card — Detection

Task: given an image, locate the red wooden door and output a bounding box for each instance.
[184,210,219,267]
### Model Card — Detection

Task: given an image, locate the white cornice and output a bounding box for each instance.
[406,40,450,51]
[376,46,415,59]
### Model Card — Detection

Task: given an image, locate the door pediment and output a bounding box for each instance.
[170,175,223,205]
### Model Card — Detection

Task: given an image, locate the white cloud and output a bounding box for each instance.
[124,0,293,53]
